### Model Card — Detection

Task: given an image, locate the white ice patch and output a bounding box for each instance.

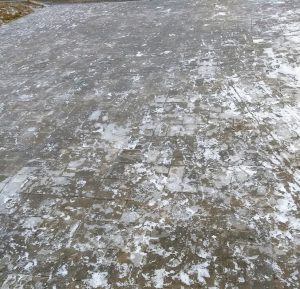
[24,259,37,271]
[196,137,220,161]
[67,221,80,247]
[264,47,275,58]
[213,12,226,17]
[197,248,211,259]
[253,38,264,44]
[191,262,210,283]
[98,123,130,149]
[22,216,43,229]
[264,13,300,88]
[269,63,300,87]
[152,269,166,288]
[67,158,85,170]
[57,264,68,277]
[27,127,36,132]
[166,166,196,193]
[0,167,35,212]
[179,271,190,285]
[198,59,216,79]
[88,110,101,121]
[87,272,108,288]
[120,211,140,224]
[276,193,297,213]
[0,103,4,114]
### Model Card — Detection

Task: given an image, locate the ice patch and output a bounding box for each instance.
[87,272,108,288]
[89,110,101,121]
[179,271,190,285]
[57,264,68,277]
[268,63,300,87]
[152,269,166,288]
[214,12,226,17]
[67,158,85,169]
[0,167,35,211]
[253,39,264,44]
[192,262,210,283]
[120,211,140,224]
[276,194,297,213]
[98,123,130,149]
[22,216,43,229]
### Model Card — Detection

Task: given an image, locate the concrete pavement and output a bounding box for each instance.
[0,0,300,288]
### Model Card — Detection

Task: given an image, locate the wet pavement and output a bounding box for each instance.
[0,0,300,288]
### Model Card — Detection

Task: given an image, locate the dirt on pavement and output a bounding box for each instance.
[0,1,34,25]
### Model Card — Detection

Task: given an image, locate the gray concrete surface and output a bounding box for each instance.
[0,0,300,288]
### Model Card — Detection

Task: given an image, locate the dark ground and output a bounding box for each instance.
[0,1,33,25]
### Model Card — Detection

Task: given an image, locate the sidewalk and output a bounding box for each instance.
[0,0,299,288]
